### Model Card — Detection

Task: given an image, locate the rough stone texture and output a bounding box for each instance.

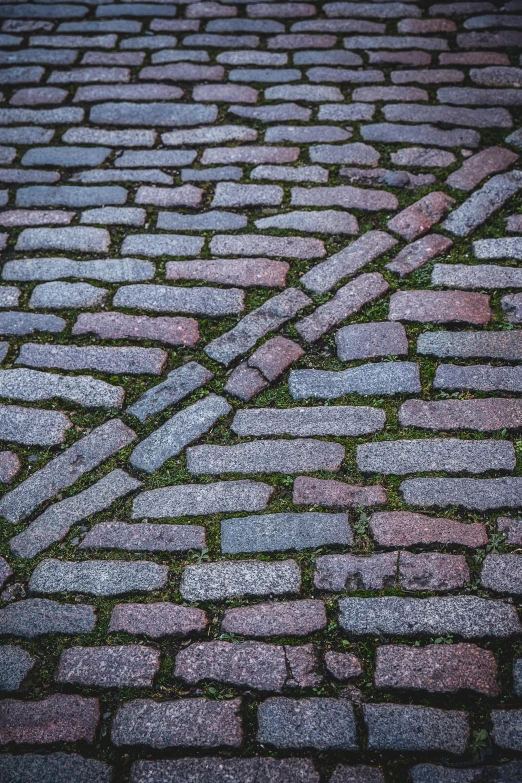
[289,362,421,399]
[175,641,287,691]
[481,554,522,594]
[293,477,387,508]
[364,704,469,754]
[80,522,205,554]
[389,290,491,325]
[491,710,522,752]
[16,343,167,376]
[315,553,398,592]
[73,313,199,347]
[133,480,273,519]
[0,451,19,484]
[0,599,96,638]
[401,478,522,511]
[248,336,304,381]
[224,363,269,401]
[0,369,124,409]
[369,512,487,548]
[112,698,242,748]
[0,753,112,783]
[399,552,469,592]
[0,645,35,691]
[387,192,455,240]
[442,171,522,237]
[325,652,362,681]
[432,263,522,290]
[336,322,408,360]
[181,560,301,601]
[130,758,320,783]
[257,698,357,750]
[109,603,207,638]
[222,512,352,554]
[166,258,288,288]
[0,695,100,745]
[446,147,519,191]
[127,362,213,423]
[56,645,160,688]
[29,559,168,597]
[221,600,327,637]
[498,517,522,546]
[232,406,385,437]
[418,330,522,360]
[399,398,522,432]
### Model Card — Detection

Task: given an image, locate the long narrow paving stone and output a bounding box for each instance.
[133,480,274,518]
[0,754,112,783]
[109,603,207,639]
[0,418,136,523]
[221,600,327,637]
[231,406,385,437]
[257,698,357,750]
[130,394,231,473]
[417,331,522,360]
[56,646,161,688]
[369,511,488,548]
[29,559,168,597]
[0,369,124,408]
[432,263,522,289]
[113,284,245,317]
[80,522,205,553]
[0,404,71,446]
[181,560,301,601]
[15,344,167,375]
[399,398,522,431]
[130,759,319,783]
[0,599,96,638]
[221,512,352,554]
[289,362,421,399]
[401,478,522,511]
[127,361,213,423]
[442,171,522,237]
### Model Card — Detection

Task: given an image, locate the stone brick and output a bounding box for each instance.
[401,477,522,511]
[17,185,127,209]
[0,452,19,485]
[29,281,108,310]
[498,516,522,545]
[204,147,299,165]
[181,560,301,601]
[224,364,268,401]
[6,256,154,284]
[374,644,499,696]
[507,214,522,232]
[399,552,469,592]
[391,148,456,168]
[433,263,522,290]
[187,439,344,475]
[0,554,11,589]
[447,147,518,191]
[109,603,207,638]
[210,234,324,259]
[336,321,408,360]
[330,767,385,783]
[0,646,34,691]
[0,404,71,447]
[481,554,522,594]
[248,336,304,381]
[369,512,487,548]
[353,86,428,102]
[29,559,168,597]
[255,210,358,236]
[166,258,288,288]
[0,599,96,638]
[399,398,522,432]
[251,165,328,182]
[127,362,213,423]
[80,522,205,554]
[473,237,522,260]
[503,293,522,322]
[232,406,385,437]
[130,758,319,783]
[222,600,326,637]
[221,512,352,554]
[159,211,247,231]
[90,102,217,127]
[112,698,242,748]
[133,480,274,519]
[289,362,421,399]
[387,193,455,241]
[0,751,106,783]
[56,646,160,688]
[361,123,479,148]
[16,344,167,376]
[113,284,243,317]
[135,185,203,208]
[16,226,110,254]
[257,698,357,750]
[325,652,362,681]
[0,368,123,410]
[130,394,231,474]
[314,553,397,591]
[443,171,522,237]
[492,710,522,752]
[291,185,397,211]
[0,313,64,337]
[418,330,522,360]
[0,694,99,745]
[0,210,74,227]
[73,313,198,348]
[364,704,469,754]
[293,477,387,508]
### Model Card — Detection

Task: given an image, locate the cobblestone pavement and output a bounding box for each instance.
[0,0,522,781]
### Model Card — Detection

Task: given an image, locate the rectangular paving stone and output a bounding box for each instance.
[439,87,522,106]
[0,404,71,446]
[127,361,213,423]
[114,284,243,317]
[205,288,311,366]
[211,182,284,207]
[388,290,490,325]
[481,554,522,594]
[432,263,522,289]
[499,517,522,546]
[131,759,319,783]
[130,394,231,474]
[0,107,84,125]
[0,646,35,692]
[80,522,205,553]
[364,704,469,754]
[257,698,357,750]
[296,272,389,343]
[374,643,499,696]
[9,470,142,559]
[291,185,398,211]
[16,344,167,376]
[383,104,511,128]
[163,125,257,145]
[336,321,408,360]
[133,480,274,518]
[434,364,522,393]
[361,122,479,148]
[119,235,204,257]
[158,212,247,232]
[15,227,110,253]
[0,368,124,409]
[4,257,153,282]
[254,210,358,236]
[166,258,288,288]
[0,210,74,227]
[90,102,218,127]
[63,128,156,146]
[187,439,344,475]
[29,281,108,310]
[73,313,198,348]
[387,193,455,241]
[400,398,522,431]
[232,406,385,437]
[338,596,521,637]
[222,512,352,554]
[447,147,519,191]
[293,476,387,508]
[492,710,522,752]
[417,331,522,360]
[0,695,100,746]
[29,559,168,597]
[473,237,522,260]
[221,599,326,637]
[0,598,96,638]
[16,185,127,208]
[315,552,398,591]
[399,552,470,592]
[369,511,487,548]
[0,418,136,523]
[442,171,522,237]
[300,231,397,294]
[112,698,242,749]
[109,603,207,638]
[210,234,325,259]
[401,477,522,511]
[181,559,301,601]
[289,362,421,399]
[135,185,203,208]
[56,645,160,688]
[357,438,514,475]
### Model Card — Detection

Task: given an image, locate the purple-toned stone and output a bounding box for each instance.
[109,603,207,638]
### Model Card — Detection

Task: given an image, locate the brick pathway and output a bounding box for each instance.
[0,0,521,781]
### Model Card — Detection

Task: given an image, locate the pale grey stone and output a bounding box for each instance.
[357,439,515,475]
[3,256,154,283]
[222,512,352,554]
[127,361,213,422]
[231,406,385,437]
[16,343,167,375]
[157,211,247,231]
[15,226,110,253]
[318,103,375,121]
[187,439,345,475]
[80,523,205,553]
[401,477,522,510]
[0,418,136,523]
[29,281,107,309]
[0,368,124,408]
[434,364,522,393]
[130,394,231,474]
[162,125,257,145]
[22,146,110,168]
[114,284,243,316]
[0,312,65,336]
[251,165,328,182]
[336,321,408,360]
[257,698,357,750]
[16,185,127,208]
[80,207,146,226]
[0,599,96,638]
[90,102,218,127]
[289,362,421,399]
[0,404,71,446]
[0,287,19,307]
[205,288,311,366]
[338,596,521,637]
[481,554,522,594]
[9,470,142,559]
[63,128,156,147]
[181,559,301,601]
[432,262,522,288]
[132,480,274,518]
[417,331,522,360]
[254,210,358,235]
[0,646,34,691]
[29,559,168,597]
[443,171,522,237]
[473,237,522,259]
[120,234,204,257]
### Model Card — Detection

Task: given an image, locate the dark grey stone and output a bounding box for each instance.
[257,698,357,750]
[231,406,385,437]
[80,522,205,553]
[114,284,242,316]
[0,312,64,336]
[314,553,397,591]
[0,753,112,783]
[29,559,168,597]
[255,210,358,235]
[410,762,522,783]
[418,331,522,360]
[0,368,124,409]
[481,554,522,594]
[361,123,479,148]
[129,758,319,783]
[289,362,421,399]
[221,512,352,554]
[180,559,301,601]
[0,599,96,638]
[443,171,522,237]
[401,477,522,510]
[492,710,522,751]
[56,645,161,688]
[132,480,274,518]
[22,146,110,168]
[127,362,213,423]
[90,102,217,127]
[336,321,408,360]
[16,343,167,375]
[364,704,469,753]
[0,646,34,691]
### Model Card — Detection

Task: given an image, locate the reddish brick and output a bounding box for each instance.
[369,511,488,548]
[109,603,207,638]
[286,644,322,688]
[193,84,258,103]
[398,19,457,33]
[56,645,161,688]
[375,644,500,696]
[72,312,199,347]
[293,476,387,507]
[387,192,455,240]
[248,336,304,381]
[399,552,469,592]
[386,234,453,277]
[440,52,510,65]
[0,694,99,745]
[314,553,398,592]
[167,258,288,288]
[224,363,268,401]
[0,451,20,483]
[399,398,522,431]
[498,517,522,546]
[447,147,519,191]
[388,290,491,325]
[222,600,327,637]
[325,651,362,681]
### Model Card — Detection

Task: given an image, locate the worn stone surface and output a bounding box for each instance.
[232,406,385,437]
[0,645,35,691]
[127,362,213,423]
[402,477,522,511]
[481,554,522,594]
[109,603,207,638]
[0,598,96,638]
[418,330,522,360]
[29,559,168,597]
[175,641,288,691]
[336,322,408,360]
[133,480,273,519]
[222,600,327,637]
[257,698,357,750]
[80,522,205,554]
[181,560,301,601]
[293,477,387,508]
[289,363,421,399]
[315,553,398,592]
[222,512,352,554]
[364,704,469,754]
[389,290,491,325]
[56,645,160,688]
[129,758,320,783]
[387,192,455,240]
[399,398,522,432]
[0,694,100,745]
[369,512,487,548]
